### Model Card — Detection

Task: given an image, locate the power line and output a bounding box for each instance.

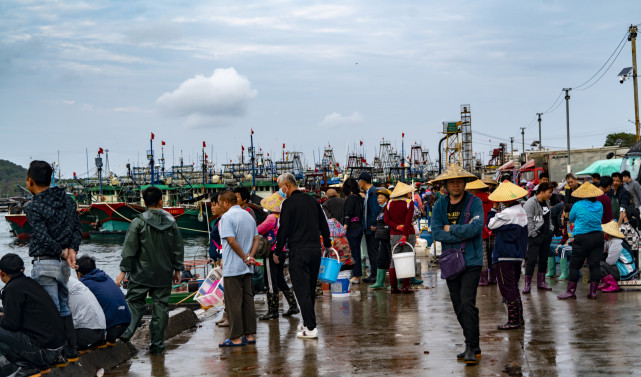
[541,91,564,115]
[575,38,628,92]
[573,30,630,90]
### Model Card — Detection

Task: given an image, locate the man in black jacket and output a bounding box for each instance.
[24,160,82,364]
[274,173,332,339]
[322,189,345,224]
[0,253,65,377]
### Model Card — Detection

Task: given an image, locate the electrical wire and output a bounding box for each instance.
[575,39,628,92]
[541,91,563,115]
[573,30,630,90]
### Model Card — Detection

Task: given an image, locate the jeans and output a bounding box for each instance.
[31,259,71,316]
[289,247,321,331]
[525,234,553,276]
[569,231,604,283]
[123,281,171,353]
[346,227,363,277]
[446,266,481,346]
[363,233,380,277]
[495,261,522,301]
[224,274,257,340]
[0,326,62,370]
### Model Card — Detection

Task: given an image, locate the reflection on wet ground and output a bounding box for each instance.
[109,265,641,377]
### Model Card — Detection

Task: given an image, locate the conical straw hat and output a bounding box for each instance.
[430,164,477,184]
[488,180,529,202]
[571,182,602,199]
[260,192,284,213]
[481,177,498,186]
[390,182,416,198]
[602,221,624,239]
[465,179,488,191]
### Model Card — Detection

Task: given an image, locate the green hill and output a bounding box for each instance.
[0,159,28,197]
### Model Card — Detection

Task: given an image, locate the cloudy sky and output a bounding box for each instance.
[1,0,640,177]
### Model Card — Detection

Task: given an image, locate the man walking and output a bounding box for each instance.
[217,190,260,347]
[116,186,184,354]
[622,170,641,210]
[358,172,381,283]
[431,164,484,365]
[24,160,82,364]
[275,173,332,339]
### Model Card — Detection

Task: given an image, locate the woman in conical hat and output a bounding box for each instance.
[597,221,637,293]
[487,180,529,330]
[466,179,494,287]
[558,182,604,300]
[384,181,417,294]
[257,192,299,320]
[430,164,485,364]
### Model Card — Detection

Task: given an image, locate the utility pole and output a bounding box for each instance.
[510,137,514,158]
[536,113,543,150]
[520,127,525,162]
[630,25,640,142]
[563,88,572,173]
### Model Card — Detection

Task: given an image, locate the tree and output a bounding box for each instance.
[604,132,637,148]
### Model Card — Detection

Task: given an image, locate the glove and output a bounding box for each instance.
[396,225,404,231]
[399,236,407,245]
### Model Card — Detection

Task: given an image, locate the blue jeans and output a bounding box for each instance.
[31,259,71,316]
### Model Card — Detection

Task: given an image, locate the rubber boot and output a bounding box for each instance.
[545,257,557,278]
[61,315,79,363]
[497,300,521,330]
[558,258,569,280]
[488,268,497,285]
[602,275,621,293]
[410,276,423,285]
[557,281,577,299]
[463,343,479,365]
[282,290,300,316]
[260,293,279,320]
[370,269,387,290]
[478,270,488,286]
[517,299,525,327]
[401,278,414,294]
[389,268,401,294]
[522,275,532,294]
[537,272,552,291]
[597,278,609,290]
[587,281,598,299]
[457,346,481,360]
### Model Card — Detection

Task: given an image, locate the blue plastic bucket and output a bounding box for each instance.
[318,248,342,283]
[331,271,351,297]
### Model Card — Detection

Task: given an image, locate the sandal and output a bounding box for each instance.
[219,338,245,347]
[242,335,256,344]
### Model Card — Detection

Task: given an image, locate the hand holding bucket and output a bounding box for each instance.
[318,247,342,284]
[392,241,416,279]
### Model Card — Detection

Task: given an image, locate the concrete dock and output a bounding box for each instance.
[108,266,641,376]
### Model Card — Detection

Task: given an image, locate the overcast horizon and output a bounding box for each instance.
[1,1,641,177]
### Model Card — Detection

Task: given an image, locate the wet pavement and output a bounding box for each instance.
[109,261,641,376]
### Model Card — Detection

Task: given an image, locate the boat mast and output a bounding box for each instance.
[96,148,104,199]
[250,129,256,190]
[149,132,155,186]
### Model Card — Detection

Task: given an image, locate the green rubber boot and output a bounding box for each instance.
[546,257,556,278]
[558,258,569,280]
[410,277,423,285]
[370,269,387,290]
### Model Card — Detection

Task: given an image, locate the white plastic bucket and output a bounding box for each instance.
[414,238,428,257]
[331,271,351,297]
[392,243,416,279]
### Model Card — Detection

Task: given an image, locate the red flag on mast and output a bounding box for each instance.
[251,128,254,135]
[283,143,285,149]
[242,145,245,151]
[402,132,405,138]
[359,140,363,146]
[161,141,166,146]
[203,141,206,148]
[151,132,155,140]
[98,148,103,154]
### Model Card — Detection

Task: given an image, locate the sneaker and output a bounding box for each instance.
[296,327,318,339]
[297,324,305,332]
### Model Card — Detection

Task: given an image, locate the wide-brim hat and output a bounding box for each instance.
[571,182,602,199]
[377,188,391,198]
[488,180,529,202]
[465,179,488,190]
[602,221,624,239]
[390,182,416,198]
[430,164,477,184]
[481,177,498,186]
[260,192,284,213]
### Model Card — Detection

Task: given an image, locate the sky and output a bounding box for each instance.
[1,0,641,178]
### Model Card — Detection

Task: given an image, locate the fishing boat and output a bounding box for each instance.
[5,206,96,239]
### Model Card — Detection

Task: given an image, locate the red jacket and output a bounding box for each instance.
[474,191,493,239]
[384,199,415,237]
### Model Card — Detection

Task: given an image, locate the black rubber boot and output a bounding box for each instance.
[282,290,300,317]
[463,343,479,365]
[497,300,521,330]
[62,315,79,363]
[260,293,280,320]
[457,346,481,360]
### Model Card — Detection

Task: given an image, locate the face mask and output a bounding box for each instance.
[279,187,287,198]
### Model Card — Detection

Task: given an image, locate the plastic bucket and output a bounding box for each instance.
[392,243,416,279]
[318,248,342,284]
[331,271,351,297]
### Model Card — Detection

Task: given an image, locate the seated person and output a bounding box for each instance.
[68,278,107,352]
[599,221,637,292]
[77,256,131,346]
[618,205,640,267]
[0,253,65,376]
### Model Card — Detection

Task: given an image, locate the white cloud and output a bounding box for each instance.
[319,111,363,128]
[156,68,257,124]
[63,100,75,105]
[113,106,147,113]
